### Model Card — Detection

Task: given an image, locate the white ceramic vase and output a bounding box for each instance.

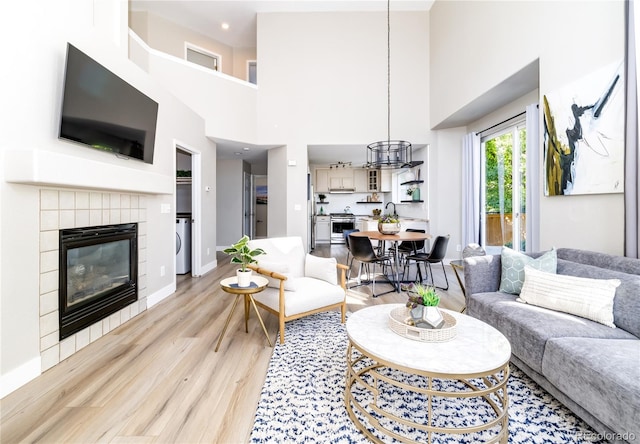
[236,269,253,287]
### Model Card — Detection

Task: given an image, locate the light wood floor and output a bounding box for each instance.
[0,244,466,443]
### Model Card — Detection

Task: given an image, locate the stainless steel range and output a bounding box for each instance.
[330,213,355,244]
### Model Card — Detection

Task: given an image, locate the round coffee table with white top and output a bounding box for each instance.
[345,304,511,443]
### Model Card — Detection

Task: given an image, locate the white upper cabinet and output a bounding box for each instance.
[354,169,368,192]
[380,170,393,192]
[315,168,329,192]
[328,168,354,191]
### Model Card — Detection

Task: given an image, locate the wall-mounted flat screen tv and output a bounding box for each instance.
[59,43,158,164]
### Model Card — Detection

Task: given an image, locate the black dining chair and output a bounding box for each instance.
[343,228,360,280]
[403,234,450,290]
[348,233,394,297]
[387,228,426,268]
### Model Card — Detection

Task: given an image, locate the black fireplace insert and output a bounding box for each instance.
[59,223,138,340]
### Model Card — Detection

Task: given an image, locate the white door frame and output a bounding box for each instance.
[175,140,202,277]
[480,122,526,254]
[243,171,254,238]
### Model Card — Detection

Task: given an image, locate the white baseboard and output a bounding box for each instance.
[0,357,41,399]
[147,281,177,308]
[147,258,217,308]
[199,259,217,276]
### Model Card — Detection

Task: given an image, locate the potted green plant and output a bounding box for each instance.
[223,235,265,287]
[318,193,327,203]
[403,282,444,329]
[378,214,400,234]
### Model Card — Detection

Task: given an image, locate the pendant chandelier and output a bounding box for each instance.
[366,0,412,169]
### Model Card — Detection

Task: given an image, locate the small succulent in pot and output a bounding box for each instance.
[318,193,327,202]
[403,282,444,329]
[403,282,440,309]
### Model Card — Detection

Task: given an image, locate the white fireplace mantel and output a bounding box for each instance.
[4,149,173,195]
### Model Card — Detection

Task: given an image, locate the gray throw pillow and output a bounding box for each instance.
[499,247,557,294]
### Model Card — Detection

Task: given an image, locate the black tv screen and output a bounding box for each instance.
[59,43,158,164]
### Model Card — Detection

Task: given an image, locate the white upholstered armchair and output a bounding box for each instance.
[247,237,347,344]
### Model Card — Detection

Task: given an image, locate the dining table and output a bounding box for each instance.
[350,230,432,293]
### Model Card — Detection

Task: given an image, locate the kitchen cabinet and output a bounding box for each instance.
[357,218,380,248]
[353,169,380,192]
[329,176,354,191]
[380,170,392,192]
[315,168,329,193]
[328,168,354,191]
[358,218,379,232]
[354,169,368,192]
[368,170,380,192]
[316,216,330,243]
[400,219,429,232]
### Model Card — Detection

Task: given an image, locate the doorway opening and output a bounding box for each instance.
[254,175,268,238]
[176,149,192,276]
[175,143,202,281]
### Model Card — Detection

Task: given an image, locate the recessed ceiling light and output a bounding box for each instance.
[234,152,241,155]
[243,147,250,151]
[221,22,230,30]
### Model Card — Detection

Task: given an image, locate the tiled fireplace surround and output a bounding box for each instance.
[39,189,148,372]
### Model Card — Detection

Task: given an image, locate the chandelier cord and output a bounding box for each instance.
[387,0,390,144]
[366,0,411,169]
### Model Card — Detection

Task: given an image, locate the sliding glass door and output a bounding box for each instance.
[481,122,527,254]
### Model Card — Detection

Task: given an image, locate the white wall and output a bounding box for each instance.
[430,0,625,255]
[0,0,214,395]
[257,11,431,243]
[430,128,466,258]
[129,32,258,147]
[257,11,429,144]
[216,159,245,247]
[267,146,289,237]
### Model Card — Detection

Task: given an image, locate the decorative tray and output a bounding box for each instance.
[388,307,457,342]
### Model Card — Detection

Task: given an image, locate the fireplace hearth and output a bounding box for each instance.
[59,223,138,340]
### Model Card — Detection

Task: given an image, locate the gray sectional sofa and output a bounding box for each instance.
[464,248,640,443]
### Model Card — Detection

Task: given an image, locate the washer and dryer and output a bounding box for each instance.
[176,214,191,274]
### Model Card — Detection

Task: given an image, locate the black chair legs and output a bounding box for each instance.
[426,261,449,290]
[402,235,451,290]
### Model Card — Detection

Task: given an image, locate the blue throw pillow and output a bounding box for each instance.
[499,247,557,294]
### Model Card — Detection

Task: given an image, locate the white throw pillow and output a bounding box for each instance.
[518,266,620,328]
[304,254,338,286]
[257,260,297,291]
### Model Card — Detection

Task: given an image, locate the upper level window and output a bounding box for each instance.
[185,42,221,72]
[247,60,257,85]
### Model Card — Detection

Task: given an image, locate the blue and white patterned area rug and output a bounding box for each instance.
[250,311,604,443]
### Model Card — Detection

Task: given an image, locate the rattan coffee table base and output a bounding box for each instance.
[345,340,510,444]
